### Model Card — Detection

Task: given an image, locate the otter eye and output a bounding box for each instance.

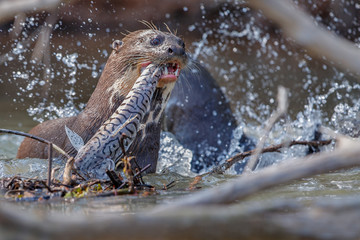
[150,37,162,46]
[150,38,160,46]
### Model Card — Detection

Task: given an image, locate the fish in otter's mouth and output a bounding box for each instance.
[139,61,182,87]
[69,29,188,179]
[17,27,189,180]
[71,64,164,179]
[71,60,187,179]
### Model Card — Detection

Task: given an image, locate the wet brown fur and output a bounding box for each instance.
[17,28,187,172]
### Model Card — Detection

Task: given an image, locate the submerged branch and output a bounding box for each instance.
[1,128,73,190]
[154,136,355,210]
[0,135,356,239]
[209,139,332,175]
[47,142,53,187]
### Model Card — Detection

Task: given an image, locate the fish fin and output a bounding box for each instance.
[65,125,85,151]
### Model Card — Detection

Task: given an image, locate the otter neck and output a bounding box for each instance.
[84,52,132,121]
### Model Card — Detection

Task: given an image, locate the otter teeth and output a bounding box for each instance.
[159,62,180,77]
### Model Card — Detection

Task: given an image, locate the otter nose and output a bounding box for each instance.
[168,45,185,56]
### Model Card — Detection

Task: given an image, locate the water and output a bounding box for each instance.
[1,1,360,215]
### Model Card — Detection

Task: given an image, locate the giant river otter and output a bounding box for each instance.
[17,26,253,175]
[17,27,188,174]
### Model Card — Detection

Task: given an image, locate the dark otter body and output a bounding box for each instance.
[164,62,254,172]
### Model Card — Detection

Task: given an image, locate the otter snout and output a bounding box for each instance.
[168,45,185,56]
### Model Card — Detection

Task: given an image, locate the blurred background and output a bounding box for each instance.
[1,0,360,136]
[1,0,360,228]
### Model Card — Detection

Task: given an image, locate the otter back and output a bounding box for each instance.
[74,64,162,179]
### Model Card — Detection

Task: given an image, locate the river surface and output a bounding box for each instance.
[1,1,360,215]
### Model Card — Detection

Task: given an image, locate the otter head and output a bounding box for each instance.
[106,29,188,106]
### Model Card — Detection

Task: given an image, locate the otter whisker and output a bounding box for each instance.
[120,31,130,37]
[187,60,201,73]
[188,62,203,88]
[176,75,186,99]
[150,21,159,31]
[178,60,201,92]
[139,20,158,32]
[164,23,173,35]
[181,73,193,92]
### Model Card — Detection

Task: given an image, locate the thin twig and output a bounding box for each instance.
[47,143,53,187]
[51,167,60,182]
[9,13,26,39]
[62,157,75,185]
[0,27,42,65]
[244,86,288,172]
[133,164,151,180]
[31,13,58,63]
[106,170,123,189]
[39,180,53,193]
[0,129,70,158]
[153,134,359,210]
[207,139,333,175]
[164,180,176,190]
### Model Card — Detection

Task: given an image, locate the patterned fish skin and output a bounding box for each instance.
[74,64,162,179]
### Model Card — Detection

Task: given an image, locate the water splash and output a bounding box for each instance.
[182,2,360,173]
[3,2,360,177]
[157,132,194,177]
[0,158,48,179]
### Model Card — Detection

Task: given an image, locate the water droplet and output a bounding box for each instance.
[55,53,62,61]
[91,71,98,78]
[188,25,196,32]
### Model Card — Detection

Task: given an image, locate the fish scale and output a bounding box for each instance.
[74,64,162,179]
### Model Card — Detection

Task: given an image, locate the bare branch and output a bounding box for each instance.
[244,86,288,172]
[9,13,26,39]
[0,0,60,24]
[62,157,74,185]
[31,13,58,64]
[153,136,360,210]
[208,139,332,175]
[47,142,53,187]
[248,0,360,76]
[0,128,70,158]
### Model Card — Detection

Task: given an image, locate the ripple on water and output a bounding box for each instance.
[0,134,65,179]
[0,135,24,159]
[0,158,48,179]
[1,3,360,217]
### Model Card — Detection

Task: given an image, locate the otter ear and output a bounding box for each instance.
[112,40,123,52]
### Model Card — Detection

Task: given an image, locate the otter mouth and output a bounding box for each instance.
[139,61,181,87]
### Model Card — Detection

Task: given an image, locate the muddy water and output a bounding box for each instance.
[1,2,360,215]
